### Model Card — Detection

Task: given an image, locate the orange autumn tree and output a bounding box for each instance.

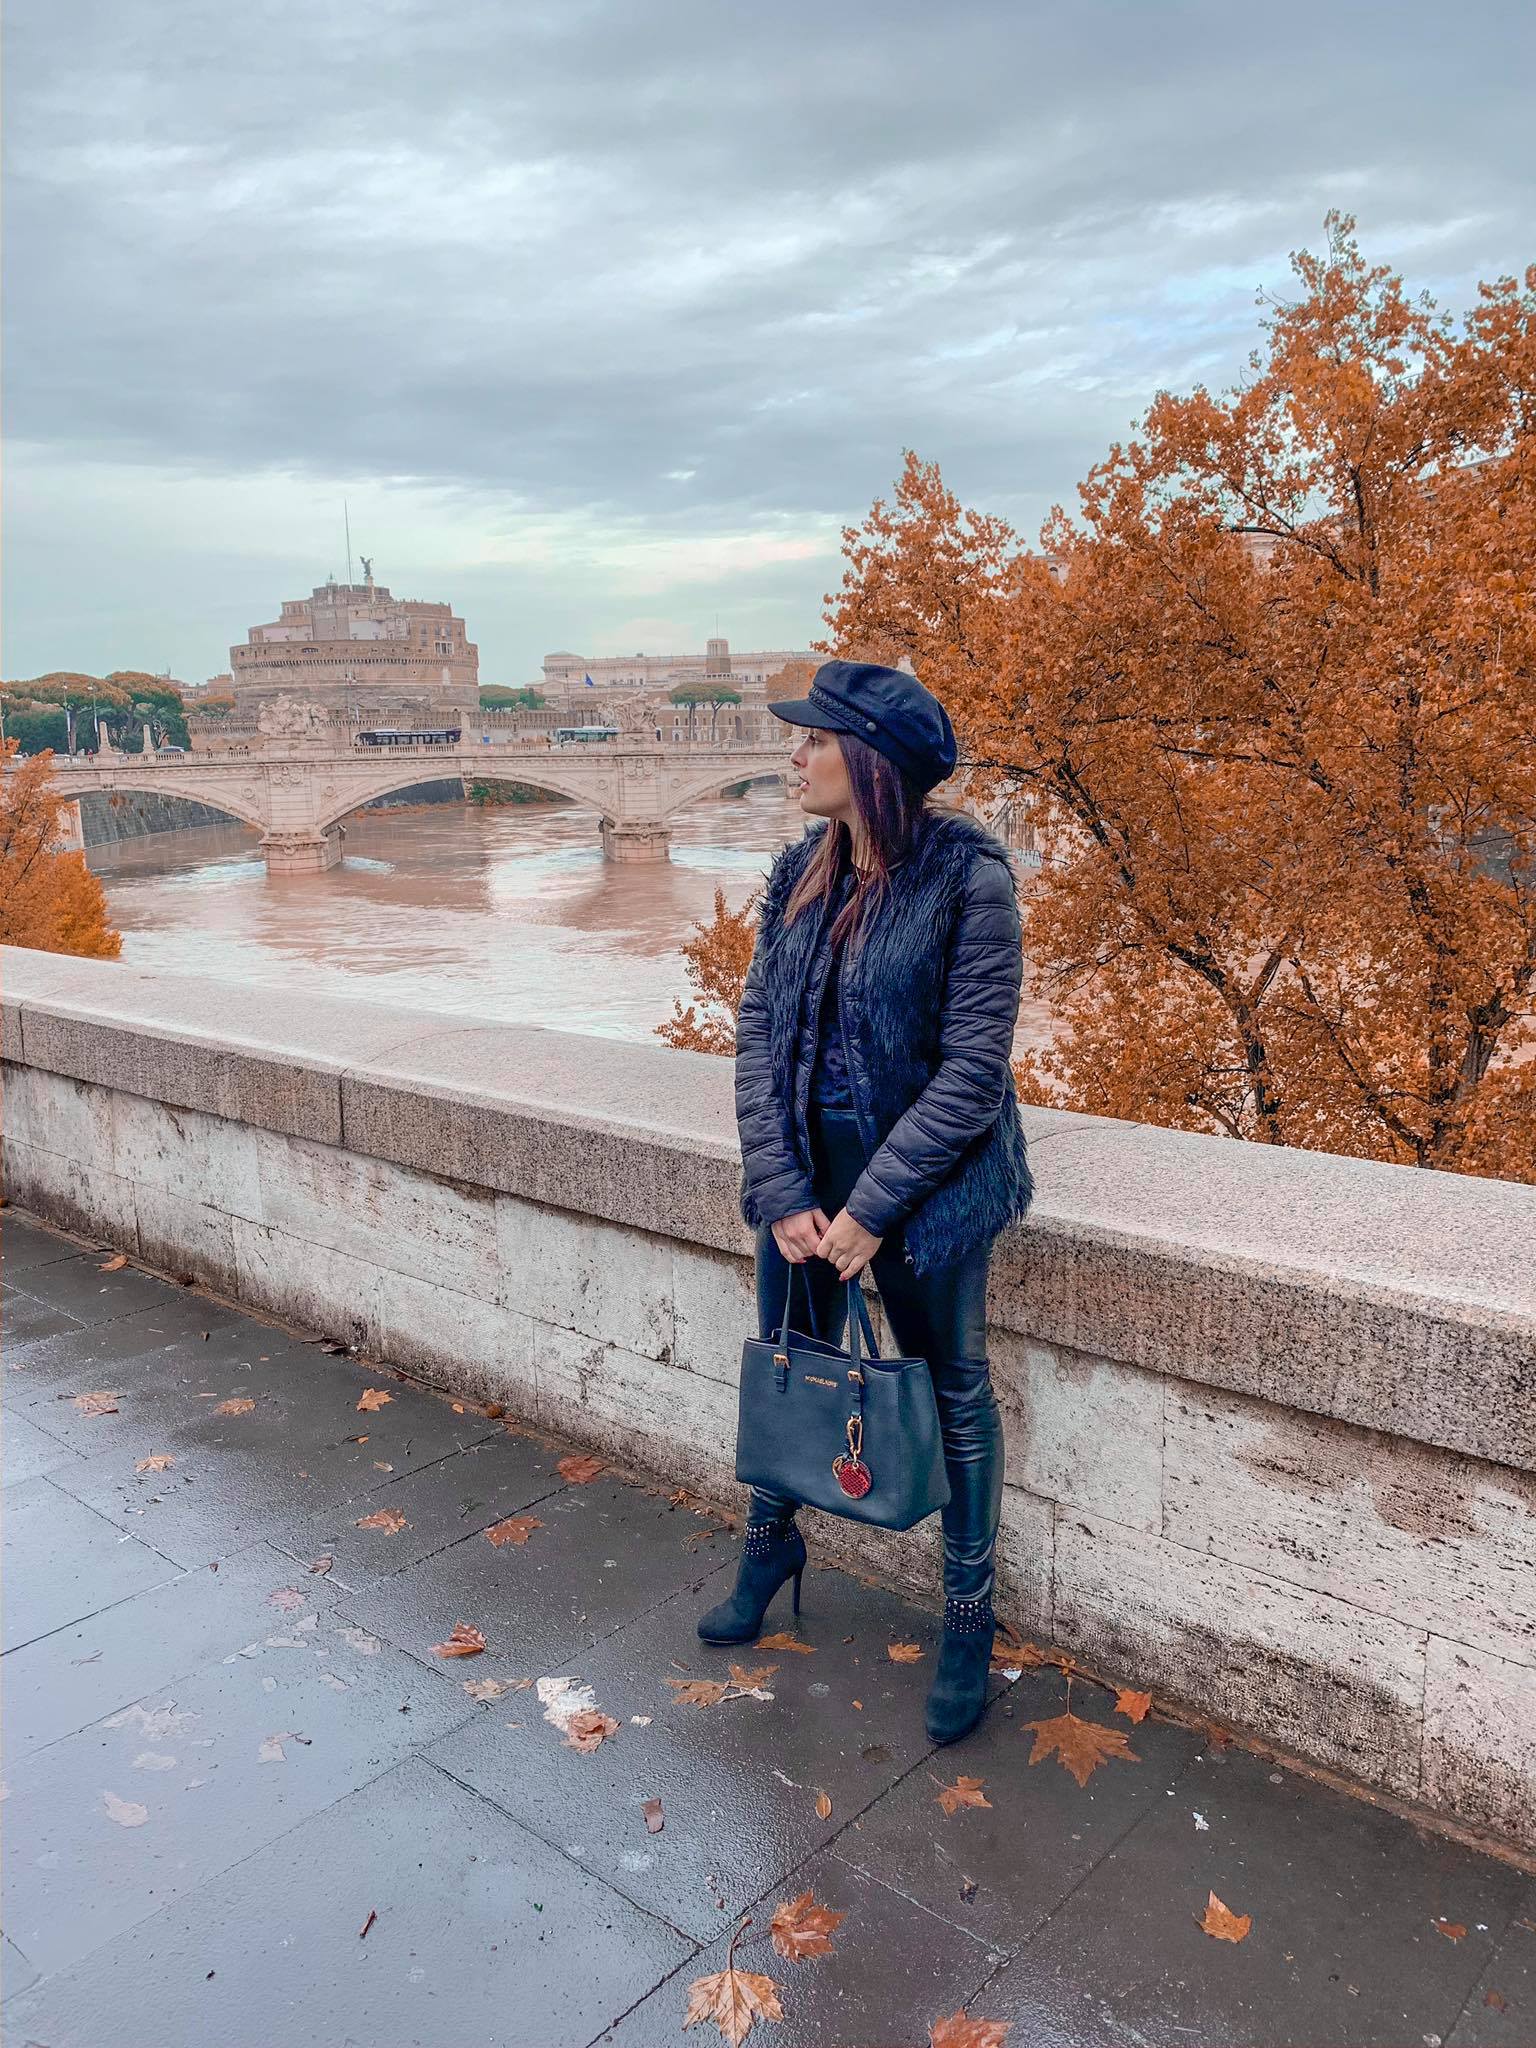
[655,885,760,1053]
[822,217,1536,1181]
[0,741,122,958]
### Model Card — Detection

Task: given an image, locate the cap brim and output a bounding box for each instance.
[766,696,846,730]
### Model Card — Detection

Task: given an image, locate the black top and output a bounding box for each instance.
[808,866,858,1112]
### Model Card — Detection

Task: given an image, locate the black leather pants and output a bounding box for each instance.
[748,1104,1004,1605]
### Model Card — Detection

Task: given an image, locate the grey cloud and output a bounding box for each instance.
[3,0,1532,678]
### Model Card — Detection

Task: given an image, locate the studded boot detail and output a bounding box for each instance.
[924,1592,995,1744]
[697,1517,807,1645]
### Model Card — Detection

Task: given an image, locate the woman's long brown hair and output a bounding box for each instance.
[783,732,964,948]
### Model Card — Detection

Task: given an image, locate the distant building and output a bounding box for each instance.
[540,637,812,694]
[230,569,478,708]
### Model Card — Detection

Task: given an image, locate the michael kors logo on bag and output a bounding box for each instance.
[802,1374,839,1388]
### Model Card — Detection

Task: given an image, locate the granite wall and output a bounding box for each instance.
[3,945,1533,1851]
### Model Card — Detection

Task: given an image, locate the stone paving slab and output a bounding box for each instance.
[2,1758,696,2048]
[4,1209,1535,2047]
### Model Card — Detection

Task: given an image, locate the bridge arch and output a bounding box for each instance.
[656,764,793,821]
[63,773,270,836]
[311,760,608,833]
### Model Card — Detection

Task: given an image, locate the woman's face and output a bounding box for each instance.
[789,726,854,823]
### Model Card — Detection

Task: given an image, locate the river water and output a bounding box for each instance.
[85,788,1053,1051]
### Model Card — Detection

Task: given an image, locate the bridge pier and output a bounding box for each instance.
[260,830,343,875]
[600,818,673,862]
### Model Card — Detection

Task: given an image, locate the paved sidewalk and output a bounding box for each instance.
[2,1207,1532,2048]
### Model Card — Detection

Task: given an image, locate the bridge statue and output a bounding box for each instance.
[256,692,329,739]
[611,692,665,735]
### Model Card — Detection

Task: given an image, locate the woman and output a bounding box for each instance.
[697,658,1034,1746]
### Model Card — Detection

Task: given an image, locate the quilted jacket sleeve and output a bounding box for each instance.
[735,891,817,1228]
[844,853,1023,1239]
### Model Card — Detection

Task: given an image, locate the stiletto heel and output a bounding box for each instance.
[697,1518,807,1644]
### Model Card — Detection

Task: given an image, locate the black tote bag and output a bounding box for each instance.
[734,1260,950,1531]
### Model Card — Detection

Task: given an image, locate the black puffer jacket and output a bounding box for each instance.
[735,809,1034,1275]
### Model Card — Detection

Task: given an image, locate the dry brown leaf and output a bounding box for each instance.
[755,1632,815,1655]
[306,1555,334,1575]
[1022,1708,1140,1787]
[1115,1687,1153,1723]
[668,1677,731,1707]
[682,1960,783,2047]
[267,1588,307,1613]
[564,1709,620,1752]
[451,1401,465,1412]
[462,1677,512,1702]
[1484,1990,1508,2011]
[929,2013,1010,2047]
[1198,1891,1252,1942]
[1432,1917,1469,1940]
[134,1454,175,1473]
[356,1389,393,1412]
[213,1396,255,1417]
[485,1515,542,1547]
[355,1506,408,1534]
[98,1254,128,1272]
[642,1797,665,1834]
[990,1639,1048,1672]
[814,1790,832,1820]
[431,1623,487,1658]
[768,1888,847,1961]
[557,1453,606,1483]
[72,1392,119,1417]
[102,1790,148,1827]
[887,1641,924,1663]
[727,1663,778,1692]
[935,1774,992,1816]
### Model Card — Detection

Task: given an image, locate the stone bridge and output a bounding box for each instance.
[39,735,795,871]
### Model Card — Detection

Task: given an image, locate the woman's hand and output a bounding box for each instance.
[815,1208,884,1281]
[771,1207,833,1264]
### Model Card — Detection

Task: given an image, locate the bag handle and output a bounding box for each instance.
[777,1259,881,1359]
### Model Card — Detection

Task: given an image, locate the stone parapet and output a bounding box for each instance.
[3,944,1533,1851]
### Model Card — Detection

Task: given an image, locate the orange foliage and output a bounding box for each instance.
[822,216,1536,1183]
[655,884,761,1054]
[0,741,121,958]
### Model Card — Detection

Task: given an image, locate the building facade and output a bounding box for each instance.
[540,637,812,694]
[229,571,478,708]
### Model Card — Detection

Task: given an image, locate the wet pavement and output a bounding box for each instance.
[3,1206,1533,2047]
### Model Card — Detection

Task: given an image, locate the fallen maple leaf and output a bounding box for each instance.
[935,1774,992,1817]
[683,1949,783,2047]
[462,1677,513,1702]
[101,1790,148,1827]
[485,1515,542,1547]
[1115,1687,1153,1723]
[887,1641,924,1663]
[72,1392,119,1417]
[354,1506,408,1533]
[1198,1891,1252,1942]
[1432,1917,1468,1940]
[642,1797,665,1833]
[989,1639,1047,1673]
[929,2013,1010,2047]
[431,1623,486,1658]
[557,1453,606,1483]
[134,1454,175,1473]
[267,1588,307,1613]
[213,1396,255,1417]
[727,1663,778,1692]
[565,1709,620,1752]
[755,1632,815,1654]
[668,1678,731,1707]
[1022,1709,1140,1787]
[98,1254,127,1272]
[356,1389,393,1412]
[769,1888,846,1961]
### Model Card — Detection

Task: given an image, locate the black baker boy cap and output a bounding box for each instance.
[767,658,957,793]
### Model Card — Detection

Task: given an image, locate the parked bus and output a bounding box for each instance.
[551,724,620,744]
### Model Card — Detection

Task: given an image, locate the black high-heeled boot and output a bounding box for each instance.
[697,1518,807,1645]
[924,1592,995,1744]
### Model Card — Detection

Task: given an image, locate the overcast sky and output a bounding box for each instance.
[4,0,1532,687]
